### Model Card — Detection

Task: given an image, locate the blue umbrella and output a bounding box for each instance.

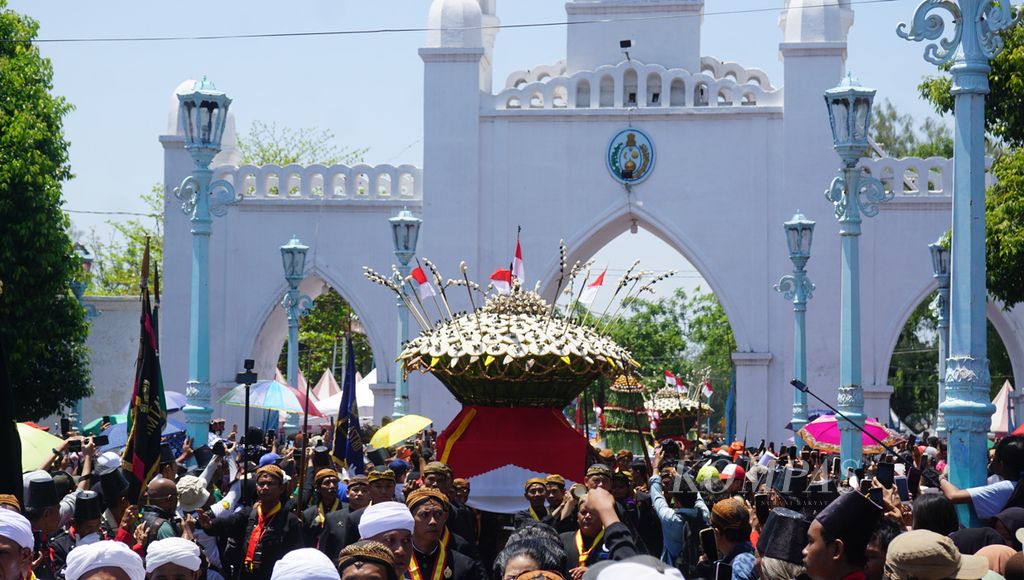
[99,418,186,452]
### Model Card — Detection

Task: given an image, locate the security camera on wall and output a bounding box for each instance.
[620,39,633,61]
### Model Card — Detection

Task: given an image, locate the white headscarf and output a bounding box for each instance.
[0,508,33,549]
[64,540,145,580]
[145,537,202,573]
[358,501,414,539]
[271,548,340,580]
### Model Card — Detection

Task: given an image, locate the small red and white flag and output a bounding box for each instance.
[410,266,436,300]
[664,370,677,389]
[579,268,607,305]
[702,380,714,399]
[491,268,512,295]
[512,240,525,282]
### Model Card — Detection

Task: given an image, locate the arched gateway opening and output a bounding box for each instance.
[245,270,384,426]
[885,288,1022,433]
[540,214,740,449]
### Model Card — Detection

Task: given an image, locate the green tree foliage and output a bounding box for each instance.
[919,19,1024,148]
[276,288,374,387]
[0,3,91,419]
[918,17,1024,307]
[871,99,953,159]
[603,288,689,374]
[683,290,738,425]
[985,148,1024,306]
[888,293,1013,430]
[237,121,367,167]
[86,185,162,296]
[580,288,735,428]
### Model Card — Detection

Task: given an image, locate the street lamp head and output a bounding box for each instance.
[824,72,876,167]
[280,235,309,284]
[73,243,93,276]
[177,76,232,164]
[783,211,815,263]
[929,238,950,278]
[389,209,421,267]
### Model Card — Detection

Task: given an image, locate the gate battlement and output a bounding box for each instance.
[858,156,993,201]
[212,163,422,204]
[492,58,781,111]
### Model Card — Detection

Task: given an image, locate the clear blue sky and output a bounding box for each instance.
[12,0,965,302]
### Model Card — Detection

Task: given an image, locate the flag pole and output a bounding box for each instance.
[243,382,251,505]
[296,369,313,513]
[459,262,486,337]
[234,360,258,507]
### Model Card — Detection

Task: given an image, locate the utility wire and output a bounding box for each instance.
[17,0,902,44]
[64,209,159,217]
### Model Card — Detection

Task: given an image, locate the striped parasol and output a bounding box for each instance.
[219,379,325,417]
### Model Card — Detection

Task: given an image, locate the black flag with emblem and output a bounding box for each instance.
[121,239,167,491]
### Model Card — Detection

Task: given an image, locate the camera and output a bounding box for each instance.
[661,439,680,461]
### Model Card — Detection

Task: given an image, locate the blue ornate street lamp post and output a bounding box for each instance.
[174,78,240,447]
[899,1,1013,522]
[280,237,313,391]
[776,212,816,449]
[390,209,421,417]
[929,239,951,437]
[69,243,99,431]
[824,74,893,472]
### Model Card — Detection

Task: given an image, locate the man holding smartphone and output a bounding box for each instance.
[648,446,709,568]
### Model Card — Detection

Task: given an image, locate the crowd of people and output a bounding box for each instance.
[5,420,1024,579]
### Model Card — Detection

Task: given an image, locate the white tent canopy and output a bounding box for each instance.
[312,369,342,401]
[314,368,376,424]
[991,380,1015,435]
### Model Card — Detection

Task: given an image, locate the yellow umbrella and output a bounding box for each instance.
[18,423,64,472]
[369,414,433,449]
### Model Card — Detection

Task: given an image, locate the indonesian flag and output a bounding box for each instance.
[491,268,512,295]
[410,266,436,299]
[593,405,605,429]
[579,269,607,305]
[702,380,714,399]
[512,240,525,281]
[664,370,677,390]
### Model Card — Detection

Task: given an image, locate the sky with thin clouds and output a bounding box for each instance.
[12,0,956,304]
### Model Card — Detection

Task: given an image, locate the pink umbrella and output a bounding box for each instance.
[797,414,902,455]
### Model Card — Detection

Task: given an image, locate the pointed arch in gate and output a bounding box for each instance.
[537,200,753,352]
[242,265,387,385]
[879,278,1024,397]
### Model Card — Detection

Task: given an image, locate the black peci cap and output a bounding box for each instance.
[74,490,104,521]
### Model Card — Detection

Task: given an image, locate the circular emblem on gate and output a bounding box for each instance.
[607,128,655,185]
